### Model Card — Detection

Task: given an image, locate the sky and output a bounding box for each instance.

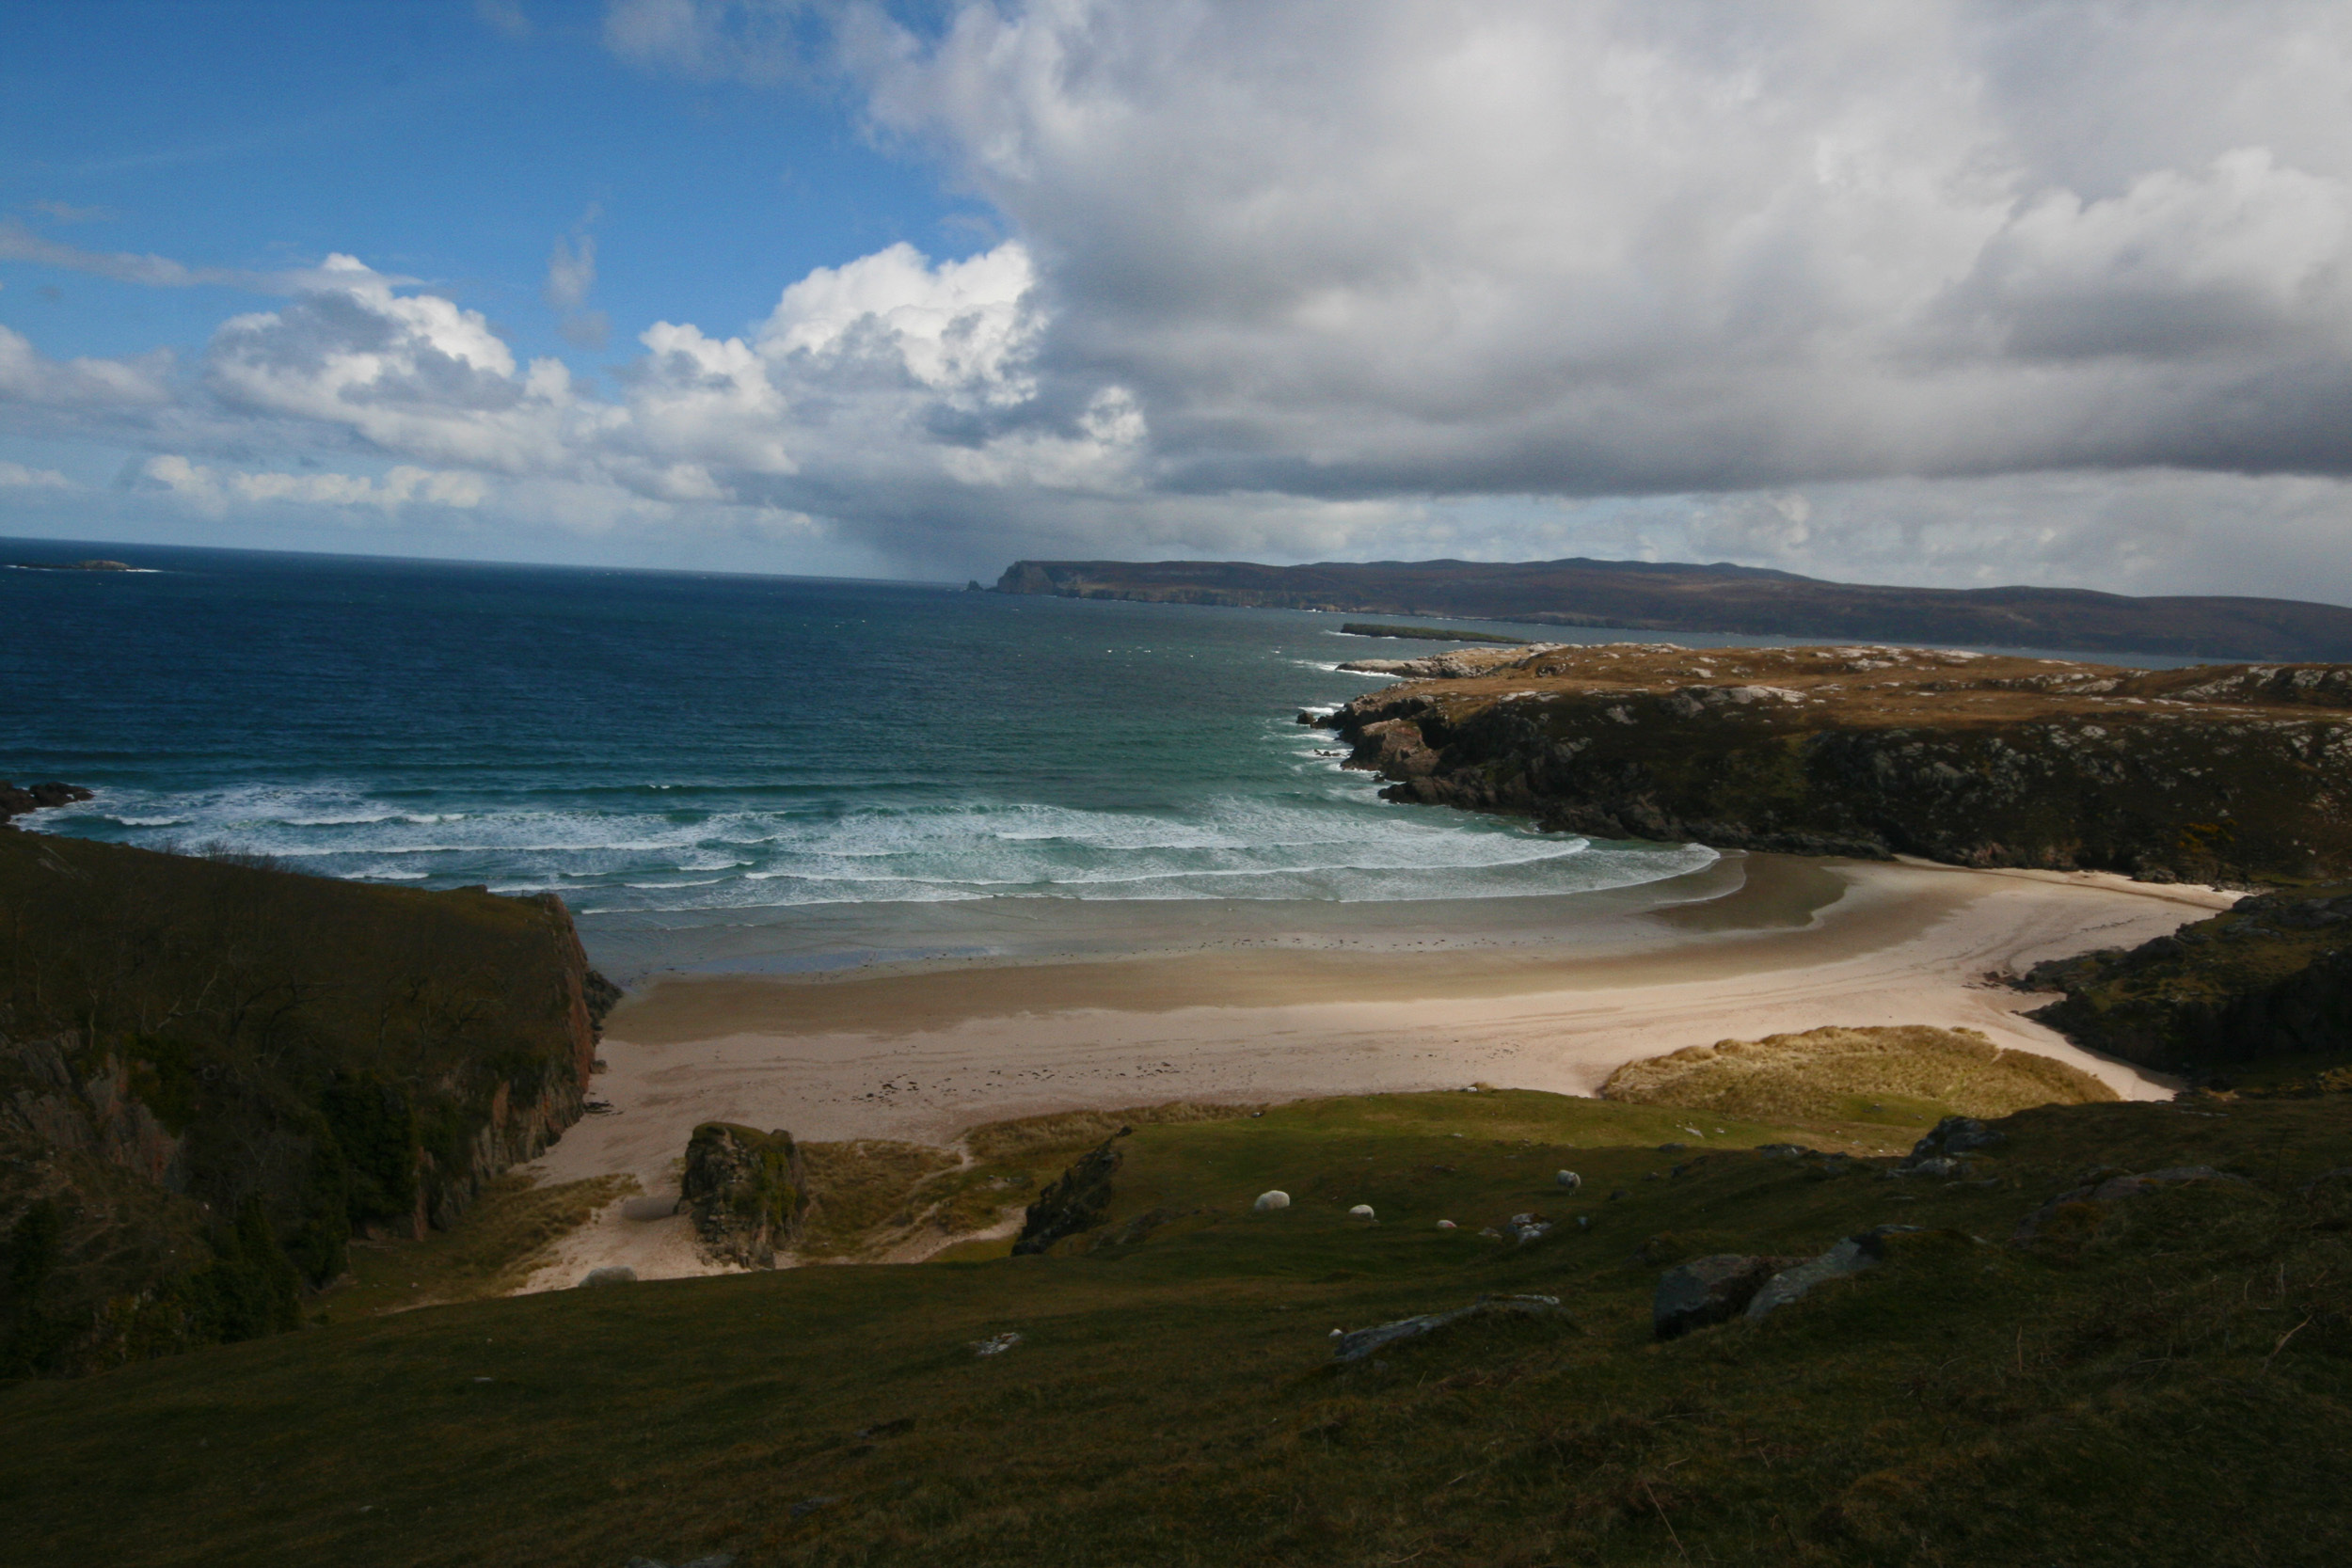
[6,1,2352,598]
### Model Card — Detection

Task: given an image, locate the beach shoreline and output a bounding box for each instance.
[518,853,2233,1286]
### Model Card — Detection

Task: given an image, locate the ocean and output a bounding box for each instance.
[4,540,1778,977]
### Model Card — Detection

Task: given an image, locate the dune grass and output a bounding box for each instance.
[320,1174,640,1323]
[1600,1023,2119,1125]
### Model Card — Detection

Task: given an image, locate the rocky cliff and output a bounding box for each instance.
[1315,642,2352,885]
[0,833,614,1375]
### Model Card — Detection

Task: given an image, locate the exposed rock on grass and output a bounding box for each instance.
[1893,1115,2009,1177]
[1013,1132,1127,1255]
[1332,1293,1569,1363]
[1602,1024,2116,1125]
[2012,1165,2257,1243]
[681,1124,807,1269]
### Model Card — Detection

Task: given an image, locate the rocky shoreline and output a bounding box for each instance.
[0,781,93,829]
[1311,641,2352,886]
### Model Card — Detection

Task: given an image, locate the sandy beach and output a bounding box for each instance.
[519,853,2233,1286]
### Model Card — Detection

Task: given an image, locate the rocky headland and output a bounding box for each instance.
[0,832,617,1374]
[0,781,94,829]
[1312,641,2352,886]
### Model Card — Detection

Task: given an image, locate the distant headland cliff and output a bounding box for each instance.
[1312,641,2352,887]
[994,557,2352,662]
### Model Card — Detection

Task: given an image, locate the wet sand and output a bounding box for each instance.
[518,854,2230,1286]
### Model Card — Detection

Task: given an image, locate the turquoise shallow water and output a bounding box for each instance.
[5,539,1744,973]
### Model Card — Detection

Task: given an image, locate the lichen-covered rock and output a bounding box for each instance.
[681,1123,807,1269]
[1012,1132,1126,1255]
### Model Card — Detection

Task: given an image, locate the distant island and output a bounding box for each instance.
[993,556,2352,661]
[6,559,135,572]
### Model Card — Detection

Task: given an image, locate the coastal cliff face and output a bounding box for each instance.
[1317,643,2352,885]
[0,833,612,1375]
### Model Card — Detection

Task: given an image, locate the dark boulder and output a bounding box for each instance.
[1654,1254,1789,1339]
[681,1123,808,1268]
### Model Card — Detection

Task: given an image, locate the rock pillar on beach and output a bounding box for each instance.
[681,1122,809,1269]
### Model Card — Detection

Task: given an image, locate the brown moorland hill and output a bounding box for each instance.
[995,556,2352,661]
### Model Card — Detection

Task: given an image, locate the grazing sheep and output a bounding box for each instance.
[1254,1190,1291,1212]
[1348,1204,1376,1220]
[1556,1170,1582,1191]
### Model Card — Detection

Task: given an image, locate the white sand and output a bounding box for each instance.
[516,856,2229,1289]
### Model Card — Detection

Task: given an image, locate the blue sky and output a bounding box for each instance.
[3,2,977,400]
[7,2,2352,598]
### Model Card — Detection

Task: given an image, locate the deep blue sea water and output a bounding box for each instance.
[5,539,1751,974]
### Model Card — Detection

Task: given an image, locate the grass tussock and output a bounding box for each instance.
[961,1101,1263,1163]
[326,1173,638,1320]
[796,1142,962,1258]
[1600,1023,2118,1124]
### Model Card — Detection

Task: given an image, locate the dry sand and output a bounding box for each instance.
[517,854,2232,1289]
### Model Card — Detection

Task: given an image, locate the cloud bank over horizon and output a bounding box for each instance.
[7,0,2352,599]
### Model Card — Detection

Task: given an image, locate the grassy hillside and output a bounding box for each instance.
[5,1085,2346,1566]
[0,832,606,1374]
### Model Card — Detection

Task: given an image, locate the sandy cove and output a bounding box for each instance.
[517,855,2231,1288]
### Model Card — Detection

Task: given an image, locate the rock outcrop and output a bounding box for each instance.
[1012,1131,1127,1255]
[681,1124,809,1268]
[2026,883,2352,1083]
[1654,1227,1926,1339]
[1317,642,2352,885]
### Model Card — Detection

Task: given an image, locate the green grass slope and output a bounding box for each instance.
[5,1088,2347,1567]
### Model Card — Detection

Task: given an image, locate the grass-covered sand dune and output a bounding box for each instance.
[1602,1023,2118,1126]
[7,1083,2347,1567]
